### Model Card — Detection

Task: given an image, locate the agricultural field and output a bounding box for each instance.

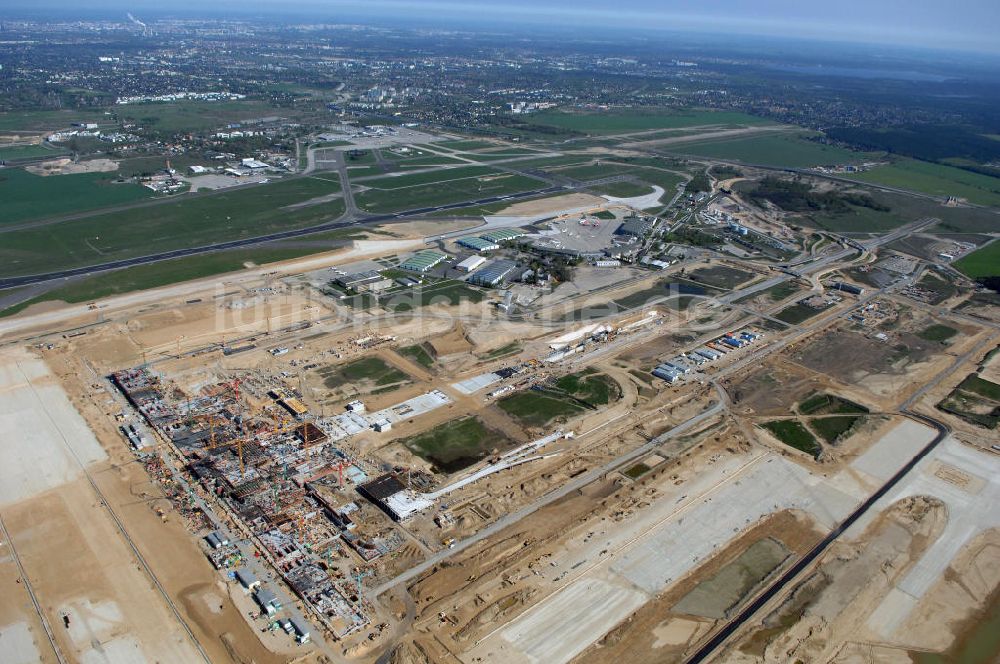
[0,167,153,225]
[0,175,345,278]
[954,240,1000,278]
[843,157,1000,207]
[666,132,876,169]
[401,416,515,473]
[522,109,771,135]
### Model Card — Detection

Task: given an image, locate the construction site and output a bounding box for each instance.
[0,186,998,664]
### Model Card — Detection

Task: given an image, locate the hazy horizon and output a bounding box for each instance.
[2,0,999,55]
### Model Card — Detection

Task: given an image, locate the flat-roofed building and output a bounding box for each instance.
[335,270,393,292]
[615,218,654,237]
[469,259,517,287]
[456,255,487,272]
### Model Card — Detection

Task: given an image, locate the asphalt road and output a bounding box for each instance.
[0,184,567,290]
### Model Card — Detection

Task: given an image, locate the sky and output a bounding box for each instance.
[6,0,1000,54]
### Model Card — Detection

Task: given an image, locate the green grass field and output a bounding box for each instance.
[767,282,801,301]
[357,165,498,188]
[0,168,153,225]
[497,390,586,428]
[0,108,112,132]
[623,462,652,479]
[321,356,410,389]
[355,168,543,214]
[0,175,345,278]
[553,370,620,406]
[115,100,293,133]
[918,324,959,342]
[0,240,364,318]
[524,109,770,135]
[666,132,876,169]
[397,343,435,368]
[954,240,1000,278]
[0,143,71,161]
[401,416,510,473]
[761,420,821,457]
[478,341,522,360]
[844,158,1000,207]
[436,139,498,151]
[383,280,484,312]
[809,416,864,444]
[959,374,1000,401]
[775,302,829,324]
[797,393,869,416]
